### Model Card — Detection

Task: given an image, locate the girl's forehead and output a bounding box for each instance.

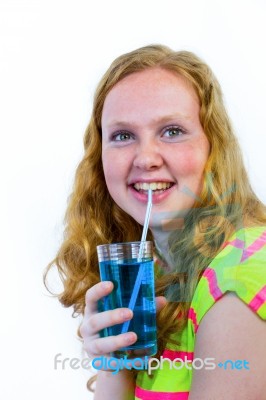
[101,68,199,123]
[108,67,196,95]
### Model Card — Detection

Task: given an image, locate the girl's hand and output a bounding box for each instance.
[80,281,137,357]
[80,281,167,359]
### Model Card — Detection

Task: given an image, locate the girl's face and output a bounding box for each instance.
[101,68,210,229]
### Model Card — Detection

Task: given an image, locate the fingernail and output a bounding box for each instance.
[121,310,132,320]
[125,333,135,344]
[102,281,112,289]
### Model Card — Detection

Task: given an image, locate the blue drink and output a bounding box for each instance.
[97,242,157,358]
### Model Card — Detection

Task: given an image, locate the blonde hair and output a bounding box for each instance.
[44,44,266,385]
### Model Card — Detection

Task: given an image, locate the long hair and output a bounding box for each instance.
[44,44,266,381]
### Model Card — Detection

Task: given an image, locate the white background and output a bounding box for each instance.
[1,0,266,399]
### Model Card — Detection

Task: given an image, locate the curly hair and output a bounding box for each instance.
[44,44,266,388]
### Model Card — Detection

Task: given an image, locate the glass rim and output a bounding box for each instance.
[96,241,153,262]
[96,240,153,250]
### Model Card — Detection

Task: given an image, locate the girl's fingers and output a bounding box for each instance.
[84,281,114,315]
[81,307,133,337]
[84,332,137,357]
[156,296,167,312]
[85,284,167,316]
[81,286,167,358]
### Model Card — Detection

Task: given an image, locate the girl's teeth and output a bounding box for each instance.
[133,182,172,191]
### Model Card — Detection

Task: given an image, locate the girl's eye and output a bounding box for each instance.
[112,132,133,141]
[163,126,184,138]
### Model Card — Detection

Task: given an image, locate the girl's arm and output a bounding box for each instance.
[189,293,266,400]
[94,370,135,400]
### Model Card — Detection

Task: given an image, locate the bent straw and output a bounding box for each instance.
[121,189,153,334]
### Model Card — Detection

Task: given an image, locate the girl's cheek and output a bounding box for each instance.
[174,146,207,176]
[171,153,197,175]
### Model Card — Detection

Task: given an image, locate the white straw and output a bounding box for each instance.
[138,188,153,261]
[121,189,153,334]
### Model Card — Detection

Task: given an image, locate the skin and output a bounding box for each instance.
[189,293,266,399]
[101,68,210,238]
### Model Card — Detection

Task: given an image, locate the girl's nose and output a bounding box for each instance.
[133,142,163,171]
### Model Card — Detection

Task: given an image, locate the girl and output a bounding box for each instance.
[46,45,266,399]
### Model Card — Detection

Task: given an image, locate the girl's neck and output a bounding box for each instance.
[151,227,175,271]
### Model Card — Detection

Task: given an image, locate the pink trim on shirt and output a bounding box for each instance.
[162,349,194,361]
[135,386,189,400]
[241,231,266,262]
[188,307,199,333]
[225,238,246,249]
[249,285,266,312]
[203,268,223,300]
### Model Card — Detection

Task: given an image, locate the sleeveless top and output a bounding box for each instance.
[135,226,266,399]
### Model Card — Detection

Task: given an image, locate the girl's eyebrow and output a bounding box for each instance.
[105,114,192,130]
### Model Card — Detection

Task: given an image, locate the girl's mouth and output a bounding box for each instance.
[132,181,175,195]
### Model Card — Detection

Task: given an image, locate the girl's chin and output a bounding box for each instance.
[133,210,187,233]
[131,214,169,232]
